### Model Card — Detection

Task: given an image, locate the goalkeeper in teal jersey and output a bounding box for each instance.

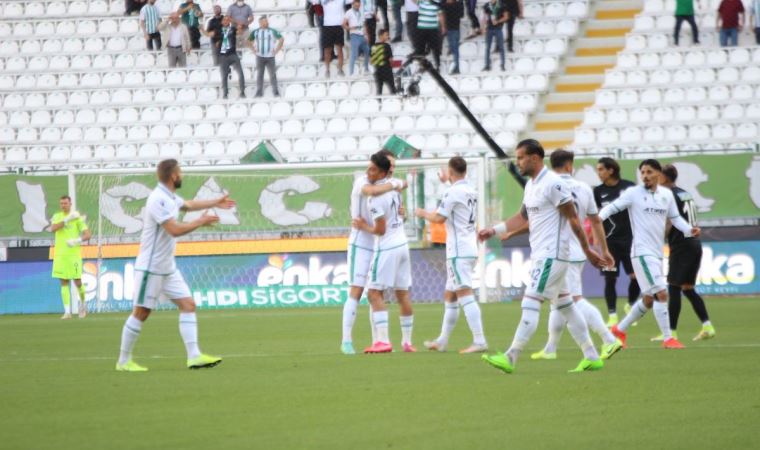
[50,195,91,319]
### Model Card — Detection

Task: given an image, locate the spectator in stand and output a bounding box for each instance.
[751,0,760,44]
[322,0,347,77]
[502,0,522,53]
[717,0,745,47]
[139,0,162,51]
[345,0,371,75]
[178,0,204,50]
[483,0,506,71]
[391,0,404,42]
[248,15,284,97]
[228,0,255,38]
[464,0,480,39]
[674,0,700,45]
[362,0,379,46]
[219,16,247,99]
[405,0,420,48]
[205,5,224,65]
[371,29,397,94]
[159,12,192,68]
[441,0,464,74]
[376,0,390,40]
[125,0,146,16]
[414,0,445,71]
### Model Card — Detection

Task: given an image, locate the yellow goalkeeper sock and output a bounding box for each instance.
[78,285,86,302]
[61,286,71,313]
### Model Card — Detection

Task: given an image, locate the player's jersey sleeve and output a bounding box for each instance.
[545,179,572,207]
[599,186,633,220]
[76,217,89,233]
[666,189,682,220]
[582,184,598,216]
[666,189,693,236]
[350,177,365,218]
[436,190,455,219]
[368,195,386,221]
[148,194,177,224]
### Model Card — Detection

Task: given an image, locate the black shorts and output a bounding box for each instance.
[321,25,344,48]
[668,239,703,286]
[601,239,634,276]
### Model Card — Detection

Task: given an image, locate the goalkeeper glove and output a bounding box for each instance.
[63,211,81,223]
[66,238,82,247]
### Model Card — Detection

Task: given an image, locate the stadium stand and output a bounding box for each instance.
[0,0,591,169]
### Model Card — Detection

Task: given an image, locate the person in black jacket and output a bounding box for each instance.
[658,164,716,342]
[205,5,224,65]
[593,157,640,326]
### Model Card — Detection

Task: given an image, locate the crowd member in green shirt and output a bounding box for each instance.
[50,195,91,319]
[179,0,204,49]
[674,0,700,45]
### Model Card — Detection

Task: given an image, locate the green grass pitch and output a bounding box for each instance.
[1,297,759,450]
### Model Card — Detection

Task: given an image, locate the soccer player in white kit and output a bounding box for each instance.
[415,157,488,354]
[528,150,623,361]
[479,140,610,374]
[115,159,236,372]
[352,152,415,354]
[602,159,700,350]
[342,150,407,354]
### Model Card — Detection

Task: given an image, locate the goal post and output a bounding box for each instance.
[68,157,491,311]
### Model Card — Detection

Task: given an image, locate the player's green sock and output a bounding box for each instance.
[61,286,71,313]
[78,285,86,301]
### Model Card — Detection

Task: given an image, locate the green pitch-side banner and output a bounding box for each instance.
[494,153,760,220]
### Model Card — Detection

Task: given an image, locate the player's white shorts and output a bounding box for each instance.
[347,244,373,288]
[525,258,569,302]
[367,244,411,291]
[565,261,585,298]
[446,257,476,291]
[133,269,191,309]
[631,255,667,296]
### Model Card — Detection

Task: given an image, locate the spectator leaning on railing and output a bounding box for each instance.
[139,0,163,51]
[159,12,192,68]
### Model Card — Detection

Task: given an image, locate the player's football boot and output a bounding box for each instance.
[610,325,627,349]
[341,342,356,355]
[187,354,223,369]
[693,324,716,341]
[481,353,514,374]
[424,339,446,352]
[115,359,148,372]
[568,358,604,373]
[605,313,618,327]
[530,349,557,360]
[61,313,72,320]
[651,330,678,342]
[459,343,489,354]
[662,337,685,349]
[364,342,393,354]
[601,339,624,360]
[402,343,417,353]
[78,304,87,319]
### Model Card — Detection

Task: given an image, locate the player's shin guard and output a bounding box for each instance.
[61,286,71,314]
[439,301,459,345]
[683,289,710,323]
[543,307,565,354]
[556,298,599,361]
[506,298,541,363]
[179,312,201,359]
[668,285,682,330]
[652,301,672,340]
[342,297,359,343]
[119,315,143,364]
[619,299,648,331]
[578,298,616,345]
[461,295,486,345]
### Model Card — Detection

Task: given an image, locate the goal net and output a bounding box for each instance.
[69,158,491,312]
